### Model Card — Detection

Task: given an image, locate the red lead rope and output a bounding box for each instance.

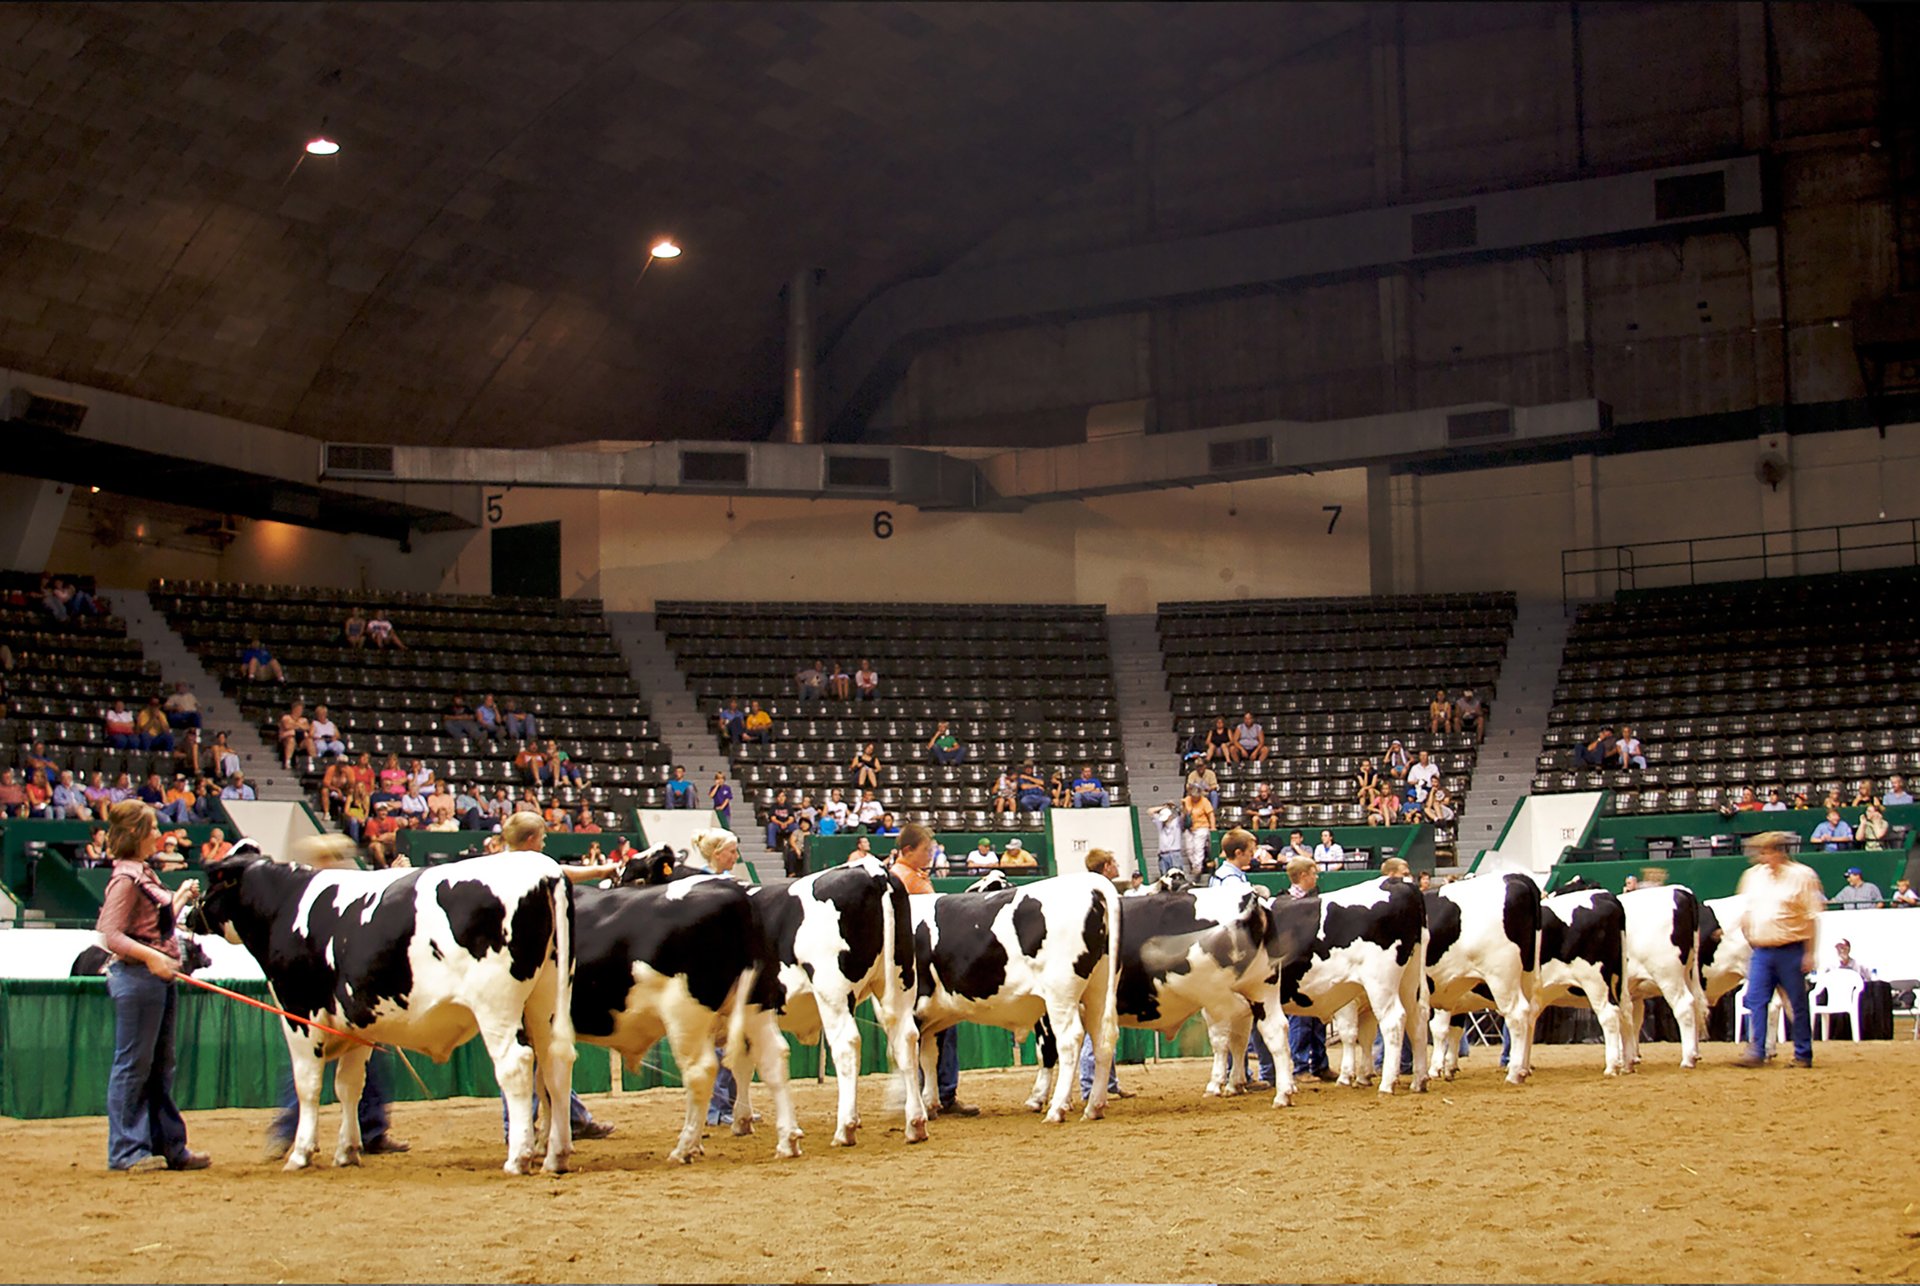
[175,972,433,1094]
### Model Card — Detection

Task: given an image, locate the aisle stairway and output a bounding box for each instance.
[604,612,782,882]
[1108,614,1182,870]
[1453,598,1571,866]
[117,592,302,802]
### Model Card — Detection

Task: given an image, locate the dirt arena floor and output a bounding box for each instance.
[6,1040,1917,1284]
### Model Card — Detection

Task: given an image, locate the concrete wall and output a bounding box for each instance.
[864,2,1888,446]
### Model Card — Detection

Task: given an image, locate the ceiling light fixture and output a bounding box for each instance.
[305,136,340,156]
[635,237,684,286]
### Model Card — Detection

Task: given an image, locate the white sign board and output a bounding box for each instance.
[1047,808,1143,880]
[218,800,321,862]
[635,808,721,856]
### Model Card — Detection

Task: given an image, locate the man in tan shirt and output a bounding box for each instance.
[1734,831,1827,1068]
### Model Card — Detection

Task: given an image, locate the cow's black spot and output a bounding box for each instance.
[1012,897,1047,959]
[749,882,806,1014]
[571,881,755,1039]
[928,890,1018,1001]
[516,1023,531,1048]
[1667,886,1698,970]
[1502,874,1540,972]
[506,879,560,983]
[886,873,916,996]
[1113,892,1261,1027]
[1072,897,1109,981]
[1698,902,1722,972]
[1542,891,1625,1006]
[913,921,936,1001]
[429,941,444,961]
[1276,880,1423,1006]
[438,879,509,960]
[1424,890,1462,969]
[815,865,885,988]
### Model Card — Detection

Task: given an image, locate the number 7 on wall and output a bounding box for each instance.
[1323,504,1342,534]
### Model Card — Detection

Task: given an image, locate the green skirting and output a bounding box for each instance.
[0,983,1185,1119]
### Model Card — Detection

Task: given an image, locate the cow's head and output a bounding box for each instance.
[1551,874,1603,897]
[186,840,268,943]
[1155,868,1194,895]
[177,931,212,976]
[614,843,683,887]
[964,870,1013,893]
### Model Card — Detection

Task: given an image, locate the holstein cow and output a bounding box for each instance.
[1698,894,1753,1008]
[571,875,761,1163]
[1422,872,1542,1084]
[908,870,1121,1123]
[621,850,925,1151]
[1556,877,1706,1068]
[1208,877,1431,1106]
[1525,885,1629,1077]
[73,931,210,977]
[193,844,576,1174]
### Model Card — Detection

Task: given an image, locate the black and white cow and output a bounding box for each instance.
[72,931,211,977]
[194,847,576,1175]
[621,853,925,1151]
[1208,877,1431,1106]
[1422,872,1542,1084]
[1556,877,1706,1068]
[1528,885,1629,1077]
[571,876,761,1163]
[1698,894,1753,1007]
[908,871,1120,1123]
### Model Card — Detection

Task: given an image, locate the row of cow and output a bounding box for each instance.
[181,840,1753,1176]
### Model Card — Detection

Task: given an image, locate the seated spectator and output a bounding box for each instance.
[1015,760,1049,812]
[1245,782,1277,831]
[1185,762,1219,811]
[850,742,882,791]
[1178,726,1207,775]
[827,659,851,702]
[874,813,899,837]
[1204,716,1233,764]
[82,770,113,814]
[1810,808,1854,851]
[426,784,457,830]
[1827,938,1874,983]
[208,731,241,780]
[515,741,551,786]
[1821,786,1844,811]
[107,771,134,804]
[135,772,165,807]
[1368,789,1402,826]
[342,609,367,649]
[320,760,351,821]
[1849,779,1876,808]
[540,798,569,831]
[765,790,797,852]
[0,769,26,818]
[1226,711,1267,763]
[376,753,408,799]
[397,785,429,823]
[1574,727,1615,769]
[135,699,175,753]
[743,701,773,744]
[927,721,967,766]
[1071,763,1109,809]
[1249,843,1281,872]
[1833,866,1882,908]
[309,704,345,759]
[1883,774,1914,807]
[171,729,201,780]
[1283,830,1314,861]
[1613,726,1647,771]
[1354,758,1383,809]
[1427,690,1453,737]
[1789,788,1809,810]
[363,802,402,865]
[665,765,695,809]
[574,805,602,835]
[822,788,850,832]
[854,790,885,831]
[967,838,1000,871]
[1891,878,1918,907]
[277,700,313,770]
[794,659,826,704]
[1406,750,1440,803]
[1048,767,1073,810]
[445,696,483,743]
[1313,830,1344,867]
[783,820,813,876]
[502,697,536,741]
[450,784,486,832]
[160,776,195,826]
[24,741,59,786]
[854,658,879,702]
[992,767,1017,817]
[103,699,137,749]
[1383,739,1411,780]
[79,826,111,868]
[1417,785,1457,825]
[22,773,52,818]
[221,772,255,801]
[545,740,584,786]
[366,612,404,651]
[51,769,90,820]
[163,681,202,730]
[1858,801,1891,849]
[241,635,285,682]
[1001,838,1037,869]
[1761,789,1788,812]
[475,694,505,744]
[716,699,746,746]
[609,835,636,864]
[1454,688,1485,745]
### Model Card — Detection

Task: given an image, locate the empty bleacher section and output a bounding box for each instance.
[1158,593,1517,857]
[654,603,1123,851]
[150,581,665,825]
[1536,568,1920,816]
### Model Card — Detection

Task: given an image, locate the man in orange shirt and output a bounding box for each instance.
[1734,830,1827,1068]
[889,823,978,1117]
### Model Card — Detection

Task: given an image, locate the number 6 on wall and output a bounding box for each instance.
[873,510,893,539]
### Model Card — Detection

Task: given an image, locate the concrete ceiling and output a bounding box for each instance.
[0,1,1365,448]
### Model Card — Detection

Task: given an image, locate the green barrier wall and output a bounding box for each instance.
[1591,804,1920,852]
[3,820,218,901]
[808,831,1052,875]
[1543,850,1911,900]
[0,984,1175,1120]
[1199,824,1434,871]
[1249,869,1387,895]
[399,830,614,863]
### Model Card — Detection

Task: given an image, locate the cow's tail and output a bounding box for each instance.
[1098,879,1121,1061]
[722,964,759,1081]
[549,874,576,1052]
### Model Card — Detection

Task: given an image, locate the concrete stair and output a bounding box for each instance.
[604,612,781,882]
[117,592,304,803]
[1108,614,1182,868]
[1453,598,1572,867]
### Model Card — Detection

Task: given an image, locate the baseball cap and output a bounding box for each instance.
[1006,838,1023,850]
[1846,866,1863,876]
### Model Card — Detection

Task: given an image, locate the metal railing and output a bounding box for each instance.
[1561,516,1920,611]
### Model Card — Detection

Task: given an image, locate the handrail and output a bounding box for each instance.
[1561,516,1920,612]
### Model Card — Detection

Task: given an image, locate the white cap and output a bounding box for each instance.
[1007,838,1023,849]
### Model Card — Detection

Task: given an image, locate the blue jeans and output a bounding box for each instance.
[1247,1027,1276,1083]
[1289,1015,1328,1075]
[1745,942,1814,1063]
[105,963,189,1169]
[930,1027,959,1105]
[932,746,967,766]
[157,800,190,825]
[1076,1034,1120,1097]
[1017,790,1048,812]
[506,714,537,740]
[500,1067,595,1137]
[1372,1031,1417,1075]
[708,1045,735,1125]
[1157,850,1184,877]
[269,1054,392,1146]
[1075,789,1110,808]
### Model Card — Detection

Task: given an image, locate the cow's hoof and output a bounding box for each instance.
[332,1147,361,1168]
[905,1117,929,1144]
[1410,1078,1429,1094]
[776,1137,802,1159]
[831,1125,856,1147]
[1271,1093,1295,1109]
[543,1155,570,1176]
[1023,1095,1046,1113]
[1336,1073,1355,1087]
[666,1148,696,1165]
[503,1157,530,1176]
[731,1118,754,1137]
[1043,1106,1068,1123]
[1082,1102,1105,1122]
[1680,1057,1698,1070]
[283,1152,313,1173]
[1375,1084,1395,1098]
